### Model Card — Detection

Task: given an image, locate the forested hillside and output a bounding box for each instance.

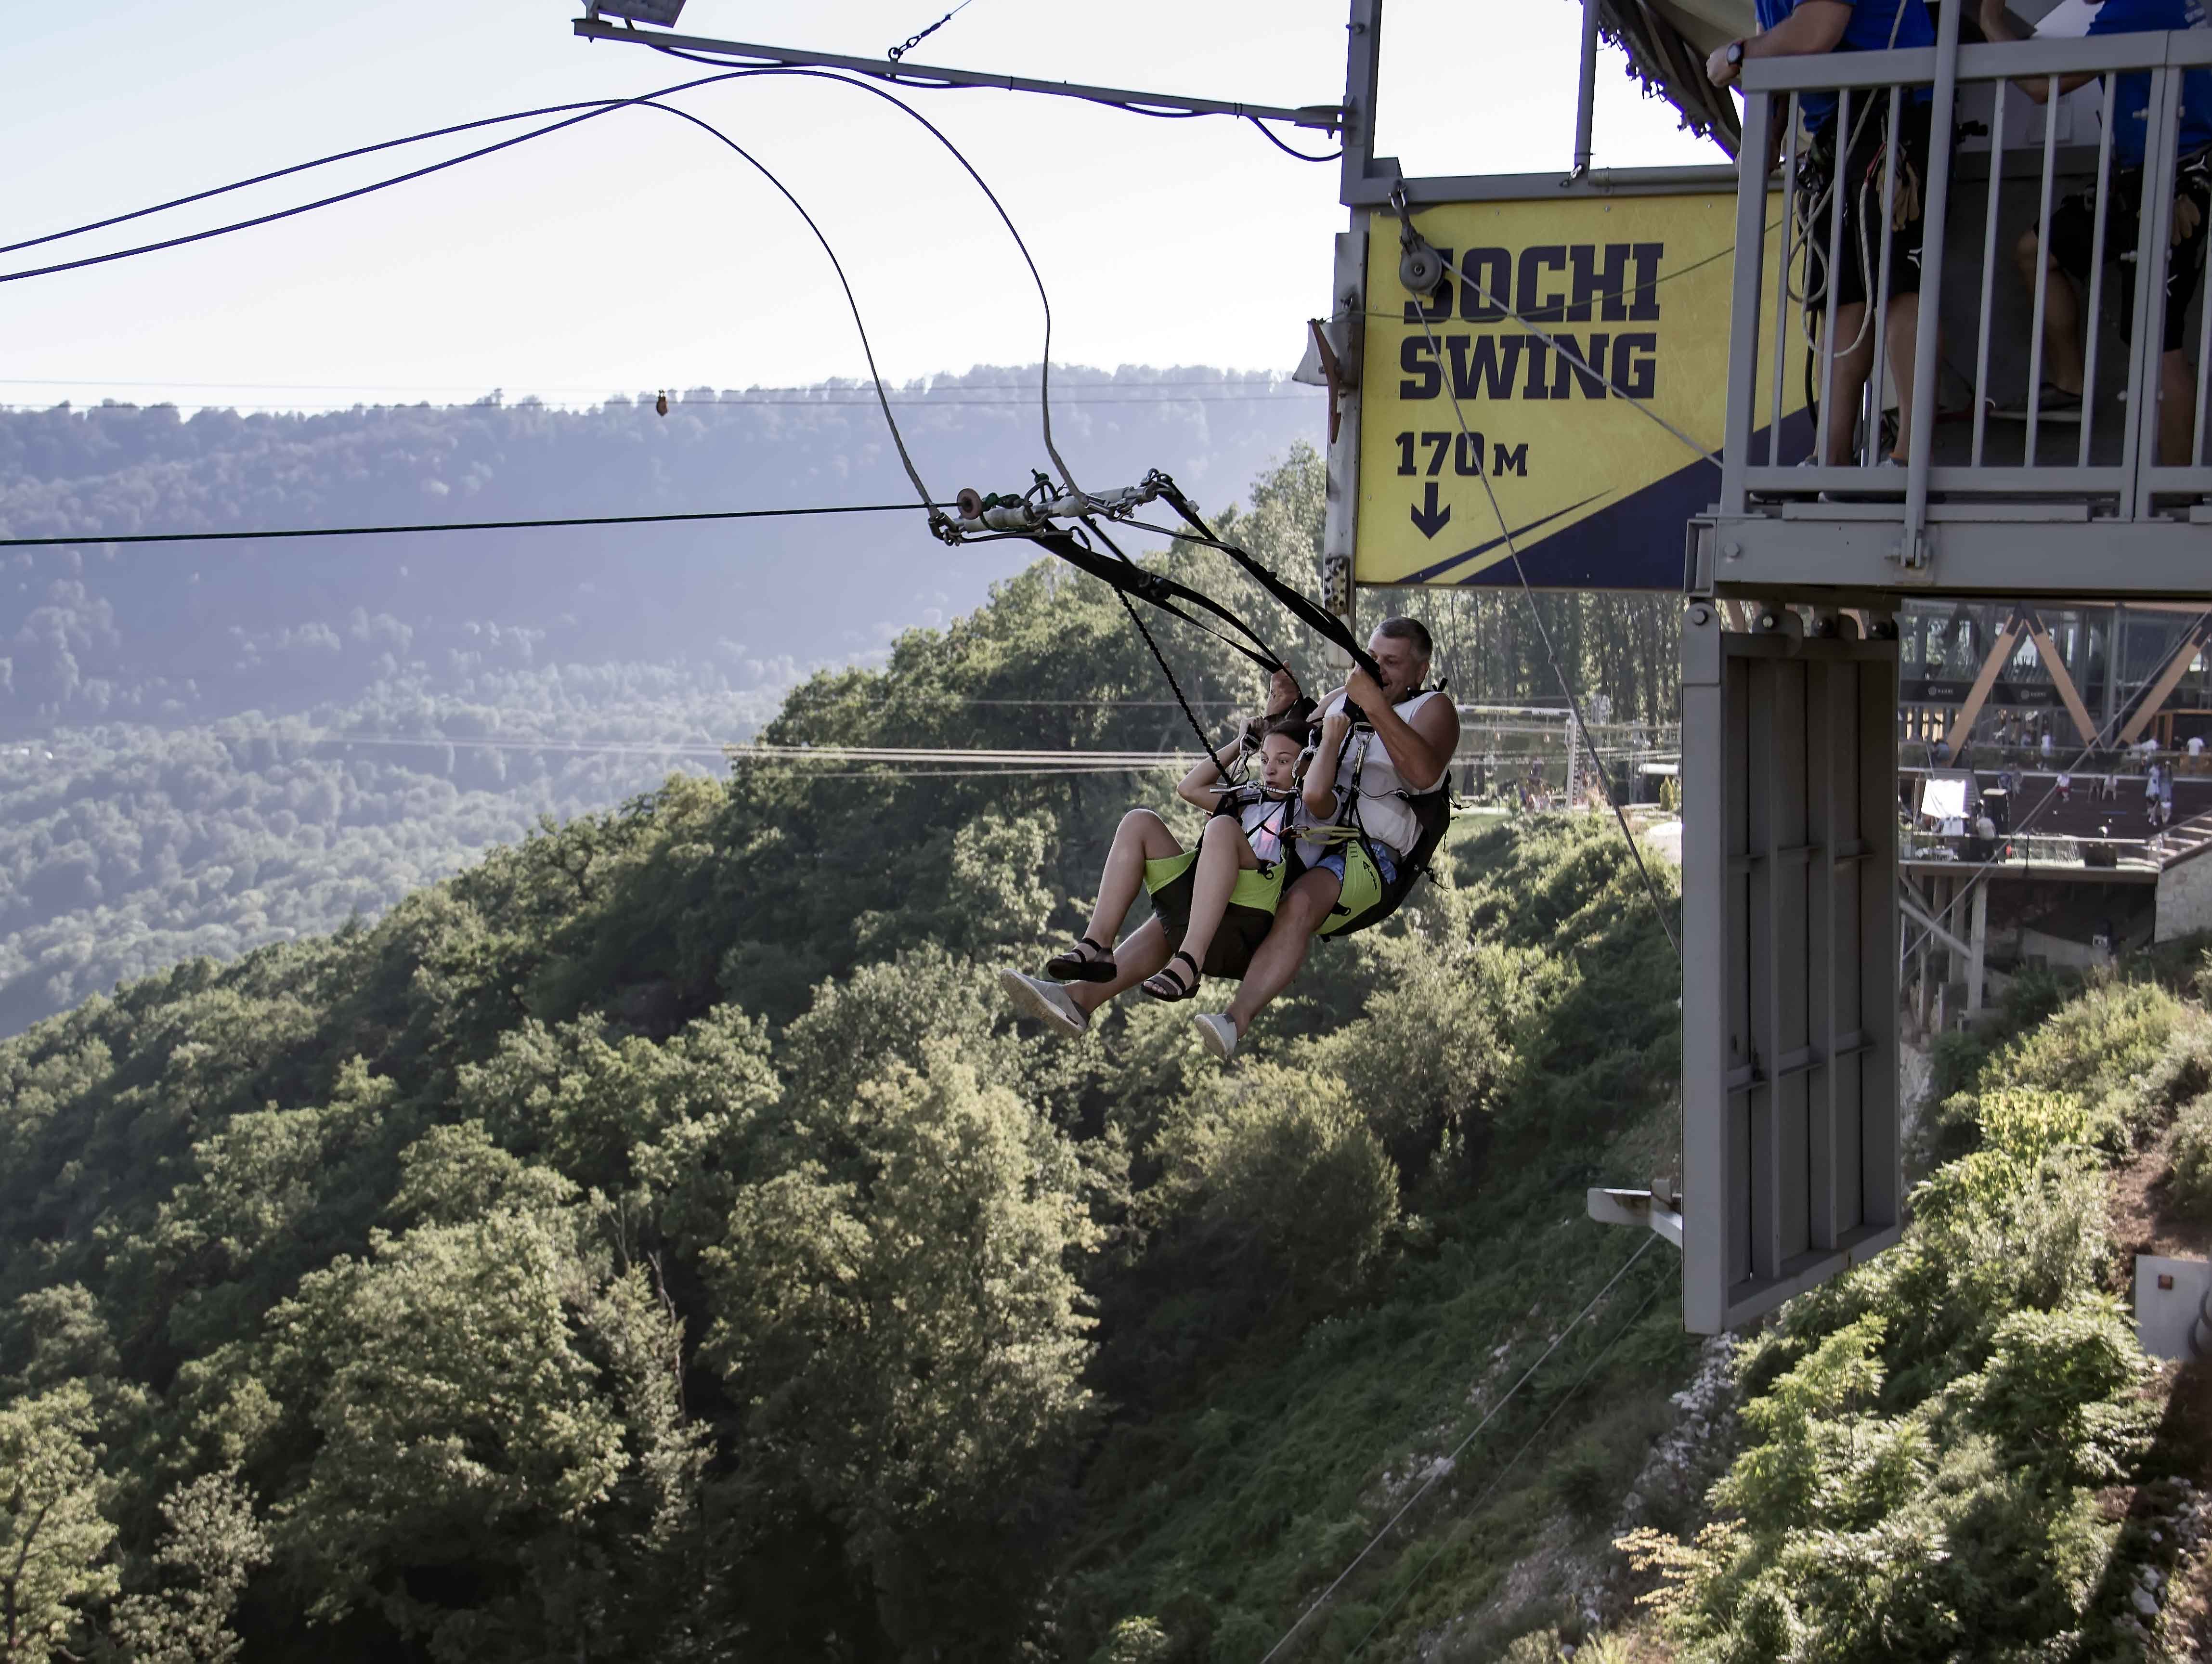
[0,419,1682,1039]
[3,453,2208,1661]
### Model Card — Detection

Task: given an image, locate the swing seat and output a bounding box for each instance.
[1142,850,1286,979]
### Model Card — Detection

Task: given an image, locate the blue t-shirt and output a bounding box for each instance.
[1756,0,1937,128]
[2088,0,2212,168]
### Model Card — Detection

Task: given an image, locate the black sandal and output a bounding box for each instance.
[1143,949,1202,1003]
[1045,936,1118,983]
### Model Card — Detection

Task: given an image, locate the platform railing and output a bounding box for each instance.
[1721,22,2212,548]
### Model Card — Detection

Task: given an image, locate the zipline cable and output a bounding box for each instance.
[0,501,932,549]
[1255,1233,1661,1664]
[1396,196,1681,962]
[651,46,1084,501]
[1342,1242,1667,1660]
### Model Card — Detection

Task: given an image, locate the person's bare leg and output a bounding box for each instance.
[1823,301,1875,465]
[1067,918,1174,1017]
[1222,869,1342,1038]
[1171,816,1260,979]
[1082,808,1181,949]
[2015,226,2086,399]
[2159,347,2198,466]
[1883,291,1921,460]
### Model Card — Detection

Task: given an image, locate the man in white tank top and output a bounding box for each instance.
[1197,617,1460,1059]
[998,618,1457,1062]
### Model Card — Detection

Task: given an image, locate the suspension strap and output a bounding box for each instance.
[1148,476,1383,682]
[1028,527,1284,673]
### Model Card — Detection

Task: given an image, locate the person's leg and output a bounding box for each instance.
[1168,816,1260,983]
[1081,808,1182,949]
[1222,868,1343,1038]
[2159,347,2199,467]
[1823,302,1874,465]
[2018,219,2088,398]
[1883,290,1921,461]
[1067,917,1174,1018]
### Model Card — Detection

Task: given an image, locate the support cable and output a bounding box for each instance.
[1342,1245,1668,1660]
[651,46,1084,499]
[1255,1234,1660,1664]
[1395,200,1681,961]
[0,500,932,548]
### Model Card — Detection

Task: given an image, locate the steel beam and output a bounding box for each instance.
[2120,615,2212,743]
[570,18,1342,128]
[2021,609,2099,747]
[1941,612,2024,756]
[1692,517,2212,601]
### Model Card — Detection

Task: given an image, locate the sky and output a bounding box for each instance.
[2,1,1721,414]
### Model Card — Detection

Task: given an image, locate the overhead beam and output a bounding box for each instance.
[1941,611,2025,756]
[570,18,1342,129]
[2119,614,2212,744]
[1900,884,1976,961]
[2020,608,2099,747]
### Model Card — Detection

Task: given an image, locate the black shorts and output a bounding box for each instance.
[1146,859,1286,979]
[1803,100,1933,312]
[2048,152,2212,353]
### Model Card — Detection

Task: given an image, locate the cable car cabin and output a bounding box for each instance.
[1324,0,2212,1330]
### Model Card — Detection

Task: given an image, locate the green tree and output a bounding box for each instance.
[0,1384,117,1664]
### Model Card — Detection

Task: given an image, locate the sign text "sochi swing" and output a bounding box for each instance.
[1397,241,1664,405]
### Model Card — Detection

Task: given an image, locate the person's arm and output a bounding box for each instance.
[1305,712,1351,819]
[1978,0,2096,98]
[1177,725,1254,808]
[1342,668,1460,793]
[1708,1,1854,88]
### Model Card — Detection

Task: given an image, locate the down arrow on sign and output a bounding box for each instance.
[1409,482,1452,539]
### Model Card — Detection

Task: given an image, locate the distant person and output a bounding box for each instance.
[2041,729,2056,763]
[2161,768,2177,822]
[2192,733,2206,760]
[2057,770,2073,802]
[1980,0,2212,464]
[1709,0,1938,468]
[2148,758,2166,809]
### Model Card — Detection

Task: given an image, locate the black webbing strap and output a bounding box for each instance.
[1029,528,1283,674]
[1150,479,1383,683]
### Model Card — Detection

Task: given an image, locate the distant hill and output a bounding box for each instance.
[0,368,1323,728]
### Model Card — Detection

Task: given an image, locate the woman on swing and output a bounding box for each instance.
[1000,668,1312,1028]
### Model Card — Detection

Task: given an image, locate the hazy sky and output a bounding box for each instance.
[4,1,1720,413]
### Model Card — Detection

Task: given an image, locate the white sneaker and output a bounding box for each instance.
[1192,1012,1239,1061]
[999,968,1089,1038]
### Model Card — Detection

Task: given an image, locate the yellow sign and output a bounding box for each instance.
[1356,191,1801,590]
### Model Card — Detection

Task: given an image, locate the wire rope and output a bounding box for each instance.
[1341,1244,1668,1660]
[1255,1233,1662,1664]
[0,501,931,549]
[1394,200,1681,961]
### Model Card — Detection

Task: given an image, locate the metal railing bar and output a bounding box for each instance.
[2192,192,2212,469]
[1905,0,1962,555]
[1744,463,2129,491]
[1745,32,2207,93]
[2119,67,2181,511]
[1972,83,2008,468]
[1722,89,1775,516]
[1770,93,1801,466]
[2026,80,2063,466]
[1818,88,1851,469]
[1867,85,1904,468]
[2081,73,2119,468]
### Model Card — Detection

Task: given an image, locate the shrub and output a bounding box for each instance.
[2170,1092,2212,1215]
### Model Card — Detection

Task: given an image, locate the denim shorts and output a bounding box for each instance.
[1313,843,1398,888]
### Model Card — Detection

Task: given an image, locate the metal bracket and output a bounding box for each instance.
[1587,1184,1685,1249]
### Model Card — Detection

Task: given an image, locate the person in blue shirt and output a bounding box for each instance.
[1710,1,1940,469]
[1982,0,2212,464]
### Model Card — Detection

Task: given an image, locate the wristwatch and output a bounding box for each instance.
[1726,39,1746,68]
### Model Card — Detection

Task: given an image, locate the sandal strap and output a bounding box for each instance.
[1079,936,1107,953]
[1171,949,1198,975]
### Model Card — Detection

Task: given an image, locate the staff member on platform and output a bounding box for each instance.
[1707,0,1939,470]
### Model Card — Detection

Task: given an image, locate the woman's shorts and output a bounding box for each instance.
[1142,850,1287,978]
